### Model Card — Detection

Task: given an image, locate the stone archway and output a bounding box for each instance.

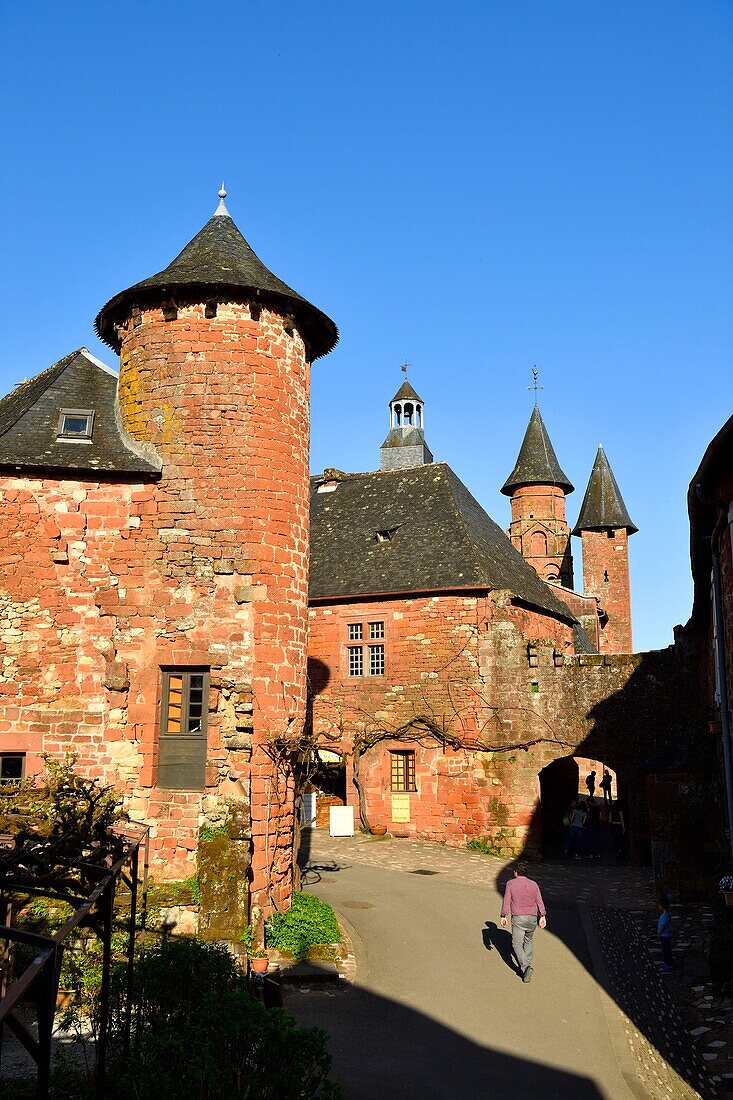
[538,755,618,856]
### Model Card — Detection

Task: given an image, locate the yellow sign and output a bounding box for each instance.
[391,793,411,822]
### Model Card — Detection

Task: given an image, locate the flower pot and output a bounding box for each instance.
[249,956,269,974]
[723,890,733,908]
[370,825,387,836]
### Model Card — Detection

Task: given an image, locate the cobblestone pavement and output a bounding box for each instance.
[630,905,733,1096]
[300,830,725,1099]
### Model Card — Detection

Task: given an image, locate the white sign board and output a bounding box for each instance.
[329,805,355,837]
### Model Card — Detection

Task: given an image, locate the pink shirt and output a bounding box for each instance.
[501,876,546,918]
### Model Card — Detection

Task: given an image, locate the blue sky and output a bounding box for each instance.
[1,1,731,652]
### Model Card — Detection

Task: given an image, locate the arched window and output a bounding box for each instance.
[416,404,423,427]
[530,531,547,556]
[403,403,414,425]
[393,404,402,427]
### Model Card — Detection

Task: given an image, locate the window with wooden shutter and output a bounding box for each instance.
[157,668,209,789]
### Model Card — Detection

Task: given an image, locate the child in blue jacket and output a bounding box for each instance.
[657,897,672,972]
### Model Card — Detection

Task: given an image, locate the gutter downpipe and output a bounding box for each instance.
[698,485,733,863]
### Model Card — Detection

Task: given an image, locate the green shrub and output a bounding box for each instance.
[265,892,341,959]
[467,837,495,855]
[106,938,341,1099]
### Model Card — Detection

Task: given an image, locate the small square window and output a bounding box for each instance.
[369,621,384,639]
[348,647,364,677]
[0,753,25,783]
[57,409,94,440]
[348,623,363,641]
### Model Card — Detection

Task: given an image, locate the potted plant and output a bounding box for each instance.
[719,875,733,907]
[249,947,269,974]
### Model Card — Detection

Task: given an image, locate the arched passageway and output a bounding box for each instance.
[538,756,620,857]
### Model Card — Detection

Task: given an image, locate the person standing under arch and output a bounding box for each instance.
[600,768,613,804]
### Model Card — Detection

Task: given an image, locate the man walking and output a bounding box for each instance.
[500,861,547,983]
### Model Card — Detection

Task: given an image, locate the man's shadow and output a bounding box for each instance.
[482,921,521,976]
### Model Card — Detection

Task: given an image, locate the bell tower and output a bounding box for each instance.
[380,379,433,470]
[501,405,575,587]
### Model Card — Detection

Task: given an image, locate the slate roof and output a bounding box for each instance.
[501,407,574,495]
[391,380,423,403]
[310,462,576,622]
[0,349,161,476]
[95,207,338,361]
[572,623,598,654]
[572,446,637,535]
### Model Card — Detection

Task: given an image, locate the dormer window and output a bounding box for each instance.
[57,409,94,442]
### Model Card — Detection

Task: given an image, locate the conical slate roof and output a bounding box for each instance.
[572,446,637,535]
[391,380,423,403]
[96,201,338,361]
[501,407,574,495]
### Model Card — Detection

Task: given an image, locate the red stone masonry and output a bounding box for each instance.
[0,300,310,913]
[580,528,633,653]
[508,485,574,588]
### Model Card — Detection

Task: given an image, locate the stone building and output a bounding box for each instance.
[308,384,693,859]
[0,191,336,914]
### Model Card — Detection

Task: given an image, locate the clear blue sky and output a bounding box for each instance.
[1,1,731,652]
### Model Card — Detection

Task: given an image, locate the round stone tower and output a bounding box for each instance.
[96,189,337,913]
[501,406,575,587]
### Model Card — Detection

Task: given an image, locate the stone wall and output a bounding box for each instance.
[580,527,633,653]
[0,300,311,913]
[309,590,701,860]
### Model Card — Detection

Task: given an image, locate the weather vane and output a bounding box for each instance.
[400,359,411,376]
[529,366,543,406]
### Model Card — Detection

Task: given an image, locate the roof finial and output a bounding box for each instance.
[400,359,411,377]
[529,365,543,406]
[214,182,229,217]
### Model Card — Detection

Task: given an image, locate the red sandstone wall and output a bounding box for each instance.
[581,528,633,653]
[0,300,310,912]
[508,485,573,587]
[309,591,696,860]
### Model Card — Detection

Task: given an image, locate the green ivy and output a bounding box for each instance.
[265,892,341,960]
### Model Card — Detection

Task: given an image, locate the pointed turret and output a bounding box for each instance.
[574,446,636,654]
[380,379,433,471]
[572,445,637,535]
[502,406,574,588]
[501,407,574,496]
[96,189,338,361]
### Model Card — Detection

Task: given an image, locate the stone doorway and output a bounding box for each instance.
[538,755,618,856]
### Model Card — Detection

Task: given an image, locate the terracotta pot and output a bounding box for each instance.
[249,956,269,974]
[370,825,387,836]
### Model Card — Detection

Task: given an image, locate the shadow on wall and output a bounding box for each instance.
[529,645,714,882]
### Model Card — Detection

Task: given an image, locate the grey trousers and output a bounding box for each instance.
[511,915,538,972]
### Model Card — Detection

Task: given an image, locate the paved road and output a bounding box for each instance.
[289,834,636,1100]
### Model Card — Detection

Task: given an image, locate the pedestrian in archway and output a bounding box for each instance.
[600,768,613,804]
[609,801,626,857]
[500,861,547,983]
[585,770,597,798]
[565,800,587,859]
[561,798,577,856]
[584,797,602,859]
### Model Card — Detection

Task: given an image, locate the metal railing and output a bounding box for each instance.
[0,824,149,1100]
